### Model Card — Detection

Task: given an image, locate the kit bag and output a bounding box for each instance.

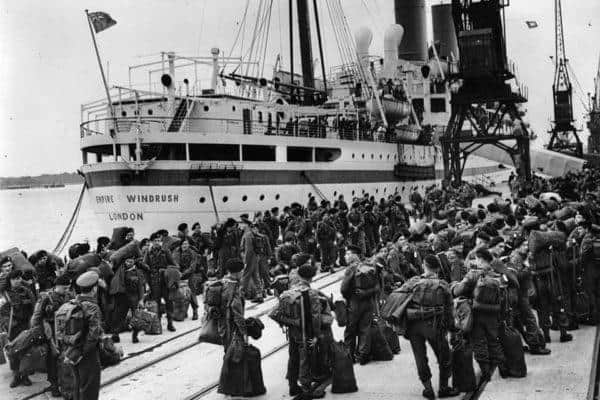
[57,354,76,400]
[172,282,191,321]
[269,289,302,327]
[19,343,49,374]
[331,341,358,394]
[451,334,477,393]
[378,317,400,355]
[499,322,527,378]
[473,273,504,312]
[453,297,473,333]
[368,320,393,361]
[334,299,348,327]
[354,264,378,290]
[198,315,222,345]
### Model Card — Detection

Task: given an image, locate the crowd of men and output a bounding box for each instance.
[1,166,599,399]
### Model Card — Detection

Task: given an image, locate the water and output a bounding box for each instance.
[0,184,104,254]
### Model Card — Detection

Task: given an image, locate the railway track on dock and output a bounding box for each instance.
[23,267,346,400]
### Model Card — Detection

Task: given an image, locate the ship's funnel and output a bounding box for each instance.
[382,24,404,78]
[355,26,373,71]
[394,0,427,62]
[432,4,458,61]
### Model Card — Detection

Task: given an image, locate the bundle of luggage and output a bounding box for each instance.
[129,302,162,335]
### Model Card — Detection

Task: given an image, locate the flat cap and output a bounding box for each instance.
[76,270,99,288]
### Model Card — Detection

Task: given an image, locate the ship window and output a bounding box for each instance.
[275,194,280,200]
[334,191,337,197]
[352,190,355,196]
[232,106,236,111]
[430,98,446,113]
[121,110,127,117]
[204,105,209,112]
[242,145,276,161]
[199,197,206,203]
[260,194,265,201]
[258,112,263,123]
[242,195,248,201]
[384,188,387,193]
[287,146,312,162]
[375,188,379,193]
[352,153,355,159]
[402,186,405,191]
[387,154,390,159]
[189,144,239,161]
[134,110,139,116]
[223,196,228,203]
[379,154,382,159]
[371,154,374,159]
[148,109,153,115]
[154,144,186,161]
[315,147,341,162]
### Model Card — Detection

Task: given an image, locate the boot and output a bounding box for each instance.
[543,330,551,343]
[9,373,21,388]
[559,329,573,343]
[192,309,199,321]
[21,375,32,386]
[422,380,435,400]
[438,386,460,398]
[529,346,551,355]
[479,362,492,383]
[167,319,176,332]
[132,329,140,343]
[289,382,302,396]
[111,333,120,343]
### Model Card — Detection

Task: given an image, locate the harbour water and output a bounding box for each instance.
[0,184,104,254]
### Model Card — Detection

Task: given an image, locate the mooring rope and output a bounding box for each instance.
[53,183,87,255]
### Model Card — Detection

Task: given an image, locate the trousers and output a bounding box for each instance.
[74,348,101,400]
[471,311,504,369]
[406,319,451,384]
[344,298,374,359]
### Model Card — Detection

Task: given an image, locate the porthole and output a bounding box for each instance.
[259,194,265,201]
[384,188,387,193]
[352,153,355,159]
[148,109,153,115]
[204,105,209,112]
[308,193,312,198]
[375,188,379,193]
[371,154,374,159]
[199,197,206,203]
[387,154,390,160]
[362,154,365,159]
[352,190,355,196]
[222,196,228,203]
[121,110,127,117]
[379,154,382,159]
[334,191,337,197]
[242,195,248,202]
[232,106,236,111]
[275,194,280,200]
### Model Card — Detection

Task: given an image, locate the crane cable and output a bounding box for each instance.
[53,183,87,255]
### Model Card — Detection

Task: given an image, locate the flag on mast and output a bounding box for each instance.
[88,11,117,33]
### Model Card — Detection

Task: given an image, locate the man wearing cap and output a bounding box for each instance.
[218,258,247,351]
[143,232,178,332]
[401,255,458,399]
[265,208,281,248]
[31,275,74,396]
[347,202,366,258]
[240,220,264,303]
[269,261,325,397]
[216,218,241,277]
[69,271,103,400]
[316,212,337,273]
[581,224,600,324]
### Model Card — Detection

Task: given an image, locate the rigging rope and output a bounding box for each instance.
[223,0,250,72]
[53,183,87,255]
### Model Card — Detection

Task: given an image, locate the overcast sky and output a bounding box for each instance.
[1,0,599,177]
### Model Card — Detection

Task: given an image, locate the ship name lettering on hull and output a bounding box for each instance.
[96,195,115,204]
[125,194,179,203]
[108,212,144,221]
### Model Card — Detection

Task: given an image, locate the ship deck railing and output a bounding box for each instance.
[80,116,399,144]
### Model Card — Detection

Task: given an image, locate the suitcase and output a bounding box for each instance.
[450,334,476,393]
[499,322,527,378]
[331,341,358,393]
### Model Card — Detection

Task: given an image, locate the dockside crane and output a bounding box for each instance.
[547,0,583,157]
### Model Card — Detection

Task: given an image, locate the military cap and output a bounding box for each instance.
[271,207,279,213]
[177,223,188,232]
[224,218,237,228]
[424,255,441,270]
[76,270,99,288]
[225,258,245,273]
[298,263,317,279]
[55,274,71,286]
[149,232,161,241]
[239,213,250,221]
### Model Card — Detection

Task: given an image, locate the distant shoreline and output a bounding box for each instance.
[0,172,83,190]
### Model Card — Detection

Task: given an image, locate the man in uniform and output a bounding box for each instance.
[68,271,103,400]
[363,204,378,257]
[347,202,366,257]
[218,259,246,351]
[143,232,178,332]
[241,222,264,303]
[581,224,600,324]
[269,261,326,398]
[31,275,74,397]
[317,211,337,273]
[341,245,378,364]
[452,249,505,383]
[401,255,459,399]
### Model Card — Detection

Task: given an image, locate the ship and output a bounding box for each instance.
[586,54,600,166]
[79,1,511,235]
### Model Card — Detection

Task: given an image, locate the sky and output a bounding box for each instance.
[0,0,599,177]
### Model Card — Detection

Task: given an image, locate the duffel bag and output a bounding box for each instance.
[108,226,131,250]
[378,318,400,355]
[19,343,49,374]
[99,336,123,368]
[198,316,222,345]
[331,341,358,394]
[529,230,567,254]
[109,240,141,268]
[171,283,191,322]
[58,354,76,400]
[451,334,476,393]
[368,320,393,362]
[5,325,45,359]
[244,344,267,397]
[499,322,527,378]
[554,207,576,221]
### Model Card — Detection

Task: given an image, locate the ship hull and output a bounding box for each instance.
[84,163,511,235]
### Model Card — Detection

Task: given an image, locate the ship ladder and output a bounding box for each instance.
[53,182,87,255]
[300,171,328,202]
[168,100,188,132]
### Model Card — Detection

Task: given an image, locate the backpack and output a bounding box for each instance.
[204,280,223,308]
[473,272,506,312]
[354,264,378,290]
[54,300,87,348]
[269,289,302,326]
[410,277,448,309]
[270,275,290,297]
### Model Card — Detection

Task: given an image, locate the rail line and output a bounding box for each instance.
[22,267,346,400]
[181,275,346,400]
